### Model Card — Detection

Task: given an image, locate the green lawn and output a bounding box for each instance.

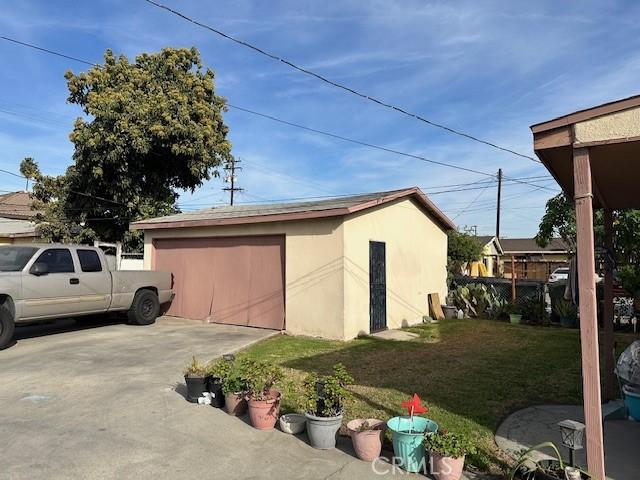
[240,319,635,474]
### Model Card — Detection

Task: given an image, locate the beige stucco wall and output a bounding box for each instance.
[341,198,448,339]
[141,217,346,339]
[574,106,640,144]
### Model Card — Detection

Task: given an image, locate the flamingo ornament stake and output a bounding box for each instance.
[400,393,428,434]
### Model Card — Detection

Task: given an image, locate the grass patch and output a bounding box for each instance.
[240,319,635,473]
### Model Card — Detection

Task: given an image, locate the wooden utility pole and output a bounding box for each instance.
[496,168,502,239]
[511,255,516,303]
[223,158,243,206]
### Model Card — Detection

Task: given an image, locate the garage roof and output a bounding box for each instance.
[131,187,456,231]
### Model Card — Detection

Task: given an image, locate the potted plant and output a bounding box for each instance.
[244,358,283,430]
[506,304,523,324]
[205,358,230,408]
[222,358,249,416]
[387,394,438,473]
[510,442,591,479]
[183,356,208,403]
[554,300,578,328]
[303,363,353,449]
[424,429,476,480]
[347,418,385,462]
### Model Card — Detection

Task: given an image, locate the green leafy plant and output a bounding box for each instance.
[242,358,284,401]
[206,358,231,384]
[521,296,547,325]
[553,300,577,320]
[222,358,249,395]
[451,283,504,318]
[303,363,354,417]
[505,303,523,316]
[510,442,567,480]
[424,429,477,459]
[183,356,207,377]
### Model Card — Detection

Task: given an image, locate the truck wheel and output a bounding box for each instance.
[128,290,160,326]
[0,304,15,350]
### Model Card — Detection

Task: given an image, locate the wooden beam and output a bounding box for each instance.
[573,147,606,480]
[603,208,615,401]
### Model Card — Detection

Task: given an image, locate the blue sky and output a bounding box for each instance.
[1,1,639,237]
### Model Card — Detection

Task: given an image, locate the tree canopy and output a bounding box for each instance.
[536,192,640,294]
[32,47,232,250]
[447,231,483,277]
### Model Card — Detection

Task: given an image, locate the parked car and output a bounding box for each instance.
[0,244,173,349]
[548,267,569,283]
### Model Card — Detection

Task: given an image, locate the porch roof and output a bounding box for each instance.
[531,94,640,210]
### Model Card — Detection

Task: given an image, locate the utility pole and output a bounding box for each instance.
[223,157,243,206]
[496,168,502,239]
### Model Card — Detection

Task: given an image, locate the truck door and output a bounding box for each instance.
[21,247,82,319]
[73,248,111,312]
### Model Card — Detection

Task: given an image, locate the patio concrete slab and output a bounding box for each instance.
[0,316,492,480]
[495,404,640,480]
[370,329,420,341]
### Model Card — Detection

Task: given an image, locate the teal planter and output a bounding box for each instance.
[387,416,438,473]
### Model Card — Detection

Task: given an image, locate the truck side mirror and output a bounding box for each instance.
[30,262,49,276]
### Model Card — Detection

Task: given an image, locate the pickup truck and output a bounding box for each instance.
[0,244,173,349]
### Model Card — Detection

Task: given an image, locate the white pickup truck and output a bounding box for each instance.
[0,244,173,349]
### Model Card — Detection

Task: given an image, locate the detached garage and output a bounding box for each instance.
[130,188,455,340]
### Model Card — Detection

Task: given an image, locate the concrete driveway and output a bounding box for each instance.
[1,317,487,480]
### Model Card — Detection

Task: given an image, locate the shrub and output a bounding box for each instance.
[242,358,283,400]
[424,429,477,459]
[206,358,231,384]
[303,363,353,417]
[183,356,207,377]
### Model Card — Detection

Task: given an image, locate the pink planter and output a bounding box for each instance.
[224,392,247,416]
[430,453,465,480]
[347,419,385,462]
[247,392,281,430]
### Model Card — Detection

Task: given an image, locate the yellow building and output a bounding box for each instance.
[131,188,454,340]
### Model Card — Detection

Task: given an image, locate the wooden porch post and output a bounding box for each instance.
[573,148,606,480]
[603,208,615,401]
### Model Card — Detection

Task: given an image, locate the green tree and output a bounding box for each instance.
[447,231,483,277]
[19,157,39,191]
[33,47,232,250]
[535,193,640,297]
[535,193,577,251]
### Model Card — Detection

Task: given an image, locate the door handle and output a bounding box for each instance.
[70,278,80,285]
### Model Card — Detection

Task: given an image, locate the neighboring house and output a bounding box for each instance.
[472,235,503,277]
[131,188,455,340]
[499,237,569,281]
[0,191,40,244]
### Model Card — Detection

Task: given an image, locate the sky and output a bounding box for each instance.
[1,0,639,237]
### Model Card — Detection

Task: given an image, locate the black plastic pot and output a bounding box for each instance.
[208,377,225,408]
[184,375,209,403]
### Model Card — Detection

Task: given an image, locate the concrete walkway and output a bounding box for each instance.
[0,316,493,480]
[495,405,640,480]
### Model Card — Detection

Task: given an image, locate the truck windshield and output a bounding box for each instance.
[0,246,39,271]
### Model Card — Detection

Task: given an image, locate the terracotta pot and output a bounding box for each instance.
[224,392,247,416]
[347,418,385,462]
[248,391,281,430]
[430,453,465,480]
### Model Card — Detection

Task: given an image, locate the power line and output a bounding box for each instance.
[0,36,96,67]
[142,0,540,163]
[0,36,557,192]
[228,104,498,178]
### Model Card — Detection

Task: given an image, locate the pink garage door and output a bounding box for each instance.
[153,236,285,330]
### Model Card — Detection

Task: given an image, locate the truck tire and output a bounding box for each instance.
[128,290,160,326]
[0,304,15,350]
